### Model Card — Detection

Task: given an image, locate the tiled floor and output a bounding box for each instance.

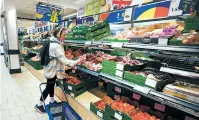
[0,57,59,120]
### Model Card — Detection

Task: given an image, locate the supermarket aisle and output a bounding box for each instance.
[0,57,53,120]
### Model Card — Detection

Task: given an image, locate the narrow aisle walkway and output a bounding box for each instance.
[0,57,49,120]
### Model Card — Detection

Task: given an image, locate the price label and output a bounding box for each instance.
[154,103,166,112]
[134,85,150,94]
[185,116,197,120]
[111,43,123,48]
[158,38,168,45]
[187,95,195,102]
[133,93,141,101]
[114,95,120,100]
[85,41,92,45]
[68,86,73,91]
[70,93,74,97]
[115,70,123,78]
[145,78,157,88]
[116,64,124,71]
[97,111,103,118]
[115,86,122,93]
[114,112,122,120]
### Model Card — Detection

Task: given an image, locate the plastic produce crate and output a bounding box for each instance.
[64,86,86,98]
[105,97,139,120]
[90,102,106,119]
[124,72,146,86]
[63,81,85,92]
[56,79,64,89]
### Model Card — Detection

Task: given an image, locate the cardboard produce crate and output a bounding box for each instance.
[90,96,114,119]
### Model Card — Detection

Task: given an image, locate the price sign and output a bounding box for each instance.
[116,64,124,71]
[115,86,122,93]
[134,85,150,94]
[145,78,157,88]
[114,95,120,100]
[158,38,168,45]
[85,41,92,45]
[97,111,103,118]
[111,43,123,48]
[68,86,73,90]
[114,112,122,120]
[115,70,124,78]
[154,103,166,112]
[133,93,141,101]
[70,93,74,97]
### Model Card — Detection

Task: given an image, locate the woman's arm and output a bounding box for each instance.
[54,45,78,67]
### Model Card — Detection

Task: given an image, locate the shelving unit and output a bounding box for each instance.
[64,38,199,119]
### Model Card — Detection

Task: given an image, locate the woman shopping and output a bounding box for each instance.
[35,28,79,113]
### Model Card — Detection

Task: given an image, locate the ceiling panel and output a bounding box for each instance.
[10,0,85,19]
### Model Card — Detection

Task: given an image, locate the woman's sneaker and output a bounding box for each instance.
[34,104,46,113]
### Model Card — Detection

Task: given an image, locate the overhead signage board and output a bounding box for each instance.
[133,0,171,21]
[76,16,94,25]
[108,10,125,23]
[36,2,63,23]
[77,7,85,17]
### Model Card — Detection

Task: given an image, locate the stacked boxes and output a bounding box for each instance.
[66,21,111,40]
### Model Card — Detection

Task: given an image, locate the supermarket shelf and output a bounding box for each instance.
[98,73,199,117]
[64,40,86,44]
[160,67,199,79]
[123,43,199,53]
[76,66,100,77]
[134,16,180,23]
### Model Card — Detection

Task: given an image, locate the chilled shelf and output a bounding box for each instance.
[76,66,100,77]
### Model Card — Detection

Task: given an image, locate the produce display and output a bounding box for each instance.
[95,101,107,110]
[74,50,144,71]
[163,82,199,103]
[65,76,81,85]
[131,112,160,120]
[177,31,199,44]
[31,45,43,50]
[65,48,85,60]
[107,22,184,41]
[110,100,135,113]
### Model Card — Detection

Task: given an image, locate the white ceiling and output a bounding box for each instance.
[8,0,93,19]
